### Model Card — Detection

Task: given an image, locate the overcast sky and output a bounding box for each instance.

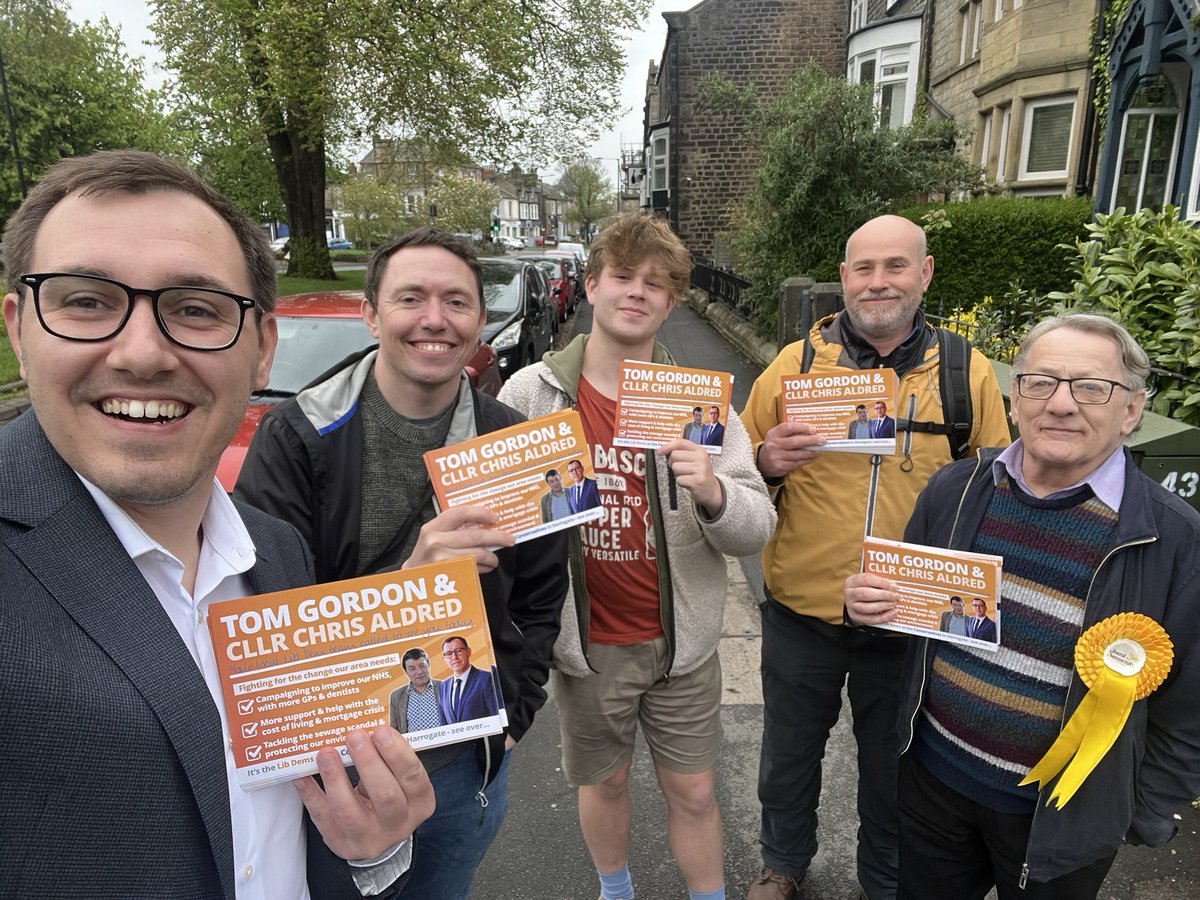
[68,0,696,181]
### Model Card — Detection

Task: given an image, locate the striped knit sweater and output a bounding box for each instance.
[912,477,1119,812]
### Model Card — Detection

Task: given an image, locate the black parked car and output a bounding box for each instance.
[480,258,556,379]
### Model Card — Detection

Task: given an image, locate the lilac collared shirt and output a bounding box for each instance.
[992,438,1127,512]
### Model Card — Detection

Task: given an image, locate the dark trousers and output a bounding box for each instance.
[757,600,907,900]
[897,755,1117,900]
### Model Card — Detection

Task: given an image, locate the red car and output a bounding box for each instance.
[217,291,502,491]
[517,254,576,320]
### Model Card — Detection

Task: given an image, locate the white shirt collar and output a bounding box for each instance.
[79,475,257,587]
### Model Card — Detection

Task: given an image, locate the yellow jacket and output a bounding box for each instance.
[742,314,1012,624]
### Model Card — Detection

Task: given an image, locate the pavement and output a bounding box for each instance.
[473,295,1200,899]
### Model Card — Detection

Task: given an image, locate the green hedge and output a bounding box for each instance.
[894,196,1094,316]
[1048,204,1200,425]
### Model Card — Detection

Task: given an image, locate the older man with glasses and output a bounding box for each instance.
[846,313,1200,899]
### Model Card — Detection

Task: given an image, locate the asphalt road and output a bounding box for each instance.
[472,299,1200,899]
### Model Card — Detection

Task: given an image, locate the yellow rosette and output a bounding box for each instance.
[1019,612,1172,809]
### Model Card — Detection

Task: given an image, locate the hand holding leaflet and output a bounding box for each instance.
[612,361,734,455]
[295,725,435,861]
[756,420,826,479]
[851,536,1002,649]
[844,571,901,626]
[779,368,897,455]
[207,556,506,790]
[657,438,723,513]
[403,505,515,574]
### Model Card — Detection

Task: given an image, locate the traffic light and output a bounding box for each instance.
[491,217,501,233]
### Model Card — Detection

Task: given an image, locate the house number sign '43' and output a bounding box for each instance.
[1160,470,1199,498]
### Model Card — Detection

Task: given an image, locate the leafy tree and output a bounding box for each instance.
[167,93,286,225]
[150,0,649,279]
[557,159,613,241]
[336,174,408,250]
[0,0,171,219]
[706,65,983,337]
[427,171,499,236]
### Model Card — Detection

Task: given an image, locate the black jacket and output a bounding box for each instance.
[234,348,568,747]
[899,447,1200,882]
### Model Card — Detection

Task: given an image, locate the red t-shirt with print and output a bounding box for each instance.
[575,375,663,645]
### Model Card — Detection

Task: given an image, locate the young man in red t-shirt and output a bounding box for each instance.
[499,214,775,900]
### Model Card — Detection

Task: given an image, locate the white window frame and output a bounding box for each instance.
[997,106,1011,183]
[877,52,910,130]
[960,0,982,63]
[979,113,993,171]
[959,7,971,64]
[848,36,919,130]
[850,0,867,32]
[1019,95,1077,181]
[994,0,1020,21]
[651,129,670,195]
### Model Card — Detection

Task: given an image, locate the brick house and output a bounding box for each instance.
[640,0,849,261]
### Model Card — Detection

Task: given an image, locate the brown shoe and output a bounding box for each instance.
[746,865,803,899]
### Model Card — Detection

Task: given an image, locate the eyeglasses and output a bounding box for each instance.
[20,272,258,351]
[443,648,468,657]
[1014,373,1130,405]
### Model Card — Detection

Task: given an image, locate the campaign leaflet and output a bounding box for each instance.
[207,556,505,790]
[780,368,898,455]
[861,536,1003,651]
[423,408,604,542]
[613,361,734,455]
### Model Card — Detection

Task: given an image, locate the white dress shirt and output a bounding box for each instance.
[81,477,409,898]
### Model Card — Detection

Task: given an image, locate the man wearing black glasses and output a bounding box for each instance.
[0,150,432,898]
[847,314,1200,899]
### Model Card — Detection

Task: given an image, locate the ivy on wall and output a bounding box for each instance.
[1091,0,1134,144]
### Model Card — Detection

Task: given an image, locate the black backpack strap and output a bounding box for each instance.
[800,337,815,374]
[899,328,974,459]
[937,328,973,460]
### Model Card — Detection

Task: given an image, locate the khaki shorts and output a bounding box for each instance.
[553,637,723,785]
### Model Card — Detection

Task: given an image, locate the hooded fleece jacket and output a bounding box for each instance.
[497,334,776,678]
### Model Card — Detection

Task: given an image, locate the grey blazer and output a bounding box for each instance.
[0,412,398,899]
[388,679,442,733]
